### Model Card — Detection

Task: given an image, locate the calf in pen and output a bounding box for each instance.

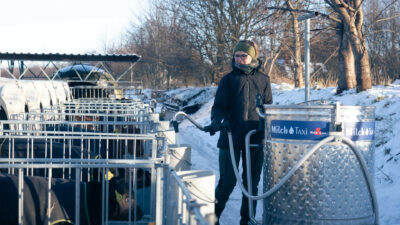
[0,172,143,225]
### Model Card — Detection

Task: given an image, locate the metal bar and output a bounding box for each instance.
[99,62,116,82]
[155,165,164,224]
[129,168,133,224]
[47,165,53,225]
[0,130,155,140]
[305,18,310,103]
[116,63,136,82]
[101,168,106,225]
[38,63,52,80]
[19,62,29,79]
[105,169,109,224]
[18,168,24,225]
[297,12,318,103]
[75,169,81,225]
[169,169,210,225]
[0,158,161,168]
[178,188,183,224]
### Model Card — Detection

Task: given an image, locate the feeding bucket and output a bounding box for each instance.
[262,102,376,224]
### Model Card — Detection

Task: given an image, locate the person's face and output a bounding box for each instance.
[234,51,252,65]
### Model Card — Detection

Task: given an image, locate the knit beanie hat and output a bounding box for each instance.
[233,40,258,60]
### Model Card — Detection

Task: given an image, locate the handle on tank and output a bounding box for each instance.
[229,130,379,225]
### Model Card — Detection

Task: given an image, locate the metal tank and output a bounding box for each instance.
[262,102,376,225]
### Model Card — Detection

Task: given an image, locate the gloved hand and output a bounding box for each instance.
[203,120,222,136]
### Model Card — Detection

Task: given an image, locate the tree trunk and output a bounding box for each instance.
[167,73,171,90]
[354,6,372,91]
[292,13,304,87]
[337,23,356,93]
[336,1,372,92]
[353,39,372,92]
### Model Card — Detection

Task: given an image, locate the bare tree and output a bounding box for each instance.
[287,0,304,87]
[251,1,296,82]
[114,3,206,89]
[114,0,400,90]
[324,0,372,92]
[167,0,271,82]
[364,0,400,84]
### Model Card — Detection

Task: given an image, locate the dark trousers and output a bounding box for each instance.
[214,146,264,225]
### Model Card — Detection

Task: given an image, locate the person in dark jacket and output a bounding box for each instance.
[204,40,273,225]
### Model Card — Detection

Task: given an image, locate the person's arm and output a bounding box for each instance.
[263,76,273,105]
[204,76,229,135]
[211,76,230,123]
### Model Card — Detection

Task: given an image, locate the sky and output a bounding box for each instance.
[169,81,400,225]
[0,0,149,54]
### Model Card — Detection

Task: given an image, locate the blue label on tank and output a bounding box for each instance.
[343,122,375,141]
[270,120,330,140]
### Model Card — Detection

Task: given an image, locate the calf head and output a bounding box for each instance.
[108,176,143,221]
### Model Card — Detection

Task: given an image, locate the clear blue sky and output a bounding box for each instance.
[0,0,148,54]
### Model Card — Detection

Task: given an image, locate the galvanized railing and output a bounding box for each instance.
[62,101,152,115]
[0,86,214,225]
[10,112,152,131]
[0,158,161,225]
[69,85,143,100]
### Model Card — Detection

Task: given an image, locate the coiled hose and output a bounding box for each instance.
[230,130,379,225]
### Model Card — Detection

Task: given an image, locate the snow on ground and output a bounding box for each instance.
[173,80,400,225]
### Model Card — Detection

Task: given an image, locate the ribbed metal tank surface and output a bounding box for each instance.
[262,104,375,225]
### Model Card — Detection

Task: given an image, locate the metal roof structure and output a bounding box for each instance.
[0,52,141,82]
[0,52,140,62]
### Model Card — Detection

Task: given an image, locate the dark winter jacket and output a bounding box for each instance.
[211,59,273,149]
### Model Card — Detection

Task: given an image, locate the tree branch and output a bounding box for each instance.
[263,6,342,23]
[286,1,294,10]
[324,0,339,12]
[366,0,400,30]
[376,14,400,23]
[311,47,339,78]
[338,0,356,12]
[353,0,367,14]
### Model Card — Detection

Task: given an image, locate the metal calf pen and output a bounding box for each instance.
[0,158,160,225]
[69,84,143,100]
[0,158,213,225]
[0,84,215,224]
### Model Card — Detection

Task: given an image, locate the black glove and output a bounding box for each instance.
[203,120,221,136]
